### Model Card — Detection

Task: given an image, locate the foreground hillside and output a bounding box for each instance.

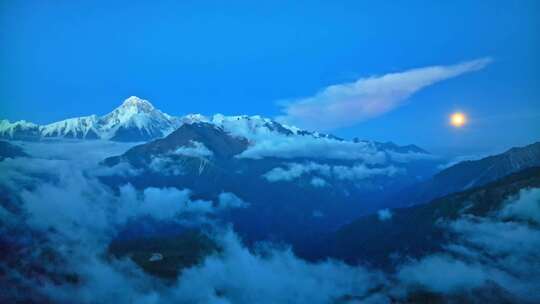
[320,166,540,267]
[395,142,540,207]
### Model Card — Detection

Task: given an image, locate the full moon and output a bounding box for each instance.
[450,112,467,127]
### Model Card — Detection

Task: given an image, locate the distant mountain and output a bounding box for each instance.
[315,166,540,266]
[393,142,540,207]
[354,138,428,154]
[0,141,27,161]
[101,119,440,249]
[0,96,181,142]
[0,120,41,140]
[104,122,248,166]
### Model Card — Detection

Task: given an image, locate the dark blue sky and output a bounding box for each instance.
[1,1,538,155]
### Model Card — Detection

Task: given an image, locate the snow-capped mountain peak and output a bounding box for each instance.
[100,96,171,129]
[103,96,161,123]
[117,96,156,113]
[2,96,334,143]
[95,96,181,141]
[0,96,182,141]
[0,96,432,163]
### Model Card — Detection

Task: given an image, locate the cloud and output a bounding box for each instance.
[92,161,142,177]
[169,229,387,304]
[386,151,438,163]
[0,140,265,303]
[16,139,138,163]
[377,209,392,221]
[262,162,331,182]
[173,141,214,158]
[499,187,540,224]
[277,58,492,130]
[238,135,389,163]
[0,140,393,304]
[40,255,161,304]
[310,177,328,187]
[397,254,489,293]
[146,144,214,176]
[332,164,400,180]
[16,167,216,247]
[396,199,540,302]
[449,216,540,258]
[3,140,539,304]
[117,185,216,220]
[147,156,186,175]
[217,192,250,209]
[262,162,401,183]
[203,113,432,164]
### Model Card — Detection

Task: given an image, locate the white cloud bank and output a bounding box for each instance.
[396,189,540,302]
[277,58,492,130]
[170,229,387,304]
[2,140,538,304]
[238,135,389,163]
[173,141,213,158]
[499,187,540,224]
[218,192,250,209]
[263,162,401,184]
[377,209,393,221]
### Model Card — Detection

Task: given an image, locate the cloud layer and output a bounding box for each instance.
[396,188,540,302]
[277,58,492,130]
[262,161,401,184]
[1,140,538,303]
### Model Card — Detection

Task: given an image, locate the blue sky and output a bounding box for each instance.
[1,0,538,155]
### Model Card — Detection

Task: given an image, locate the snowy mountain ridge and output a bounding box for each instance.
[0,119,41,140]
[1,96,182,142]
[0,96,430,162]
[0,96,346,143]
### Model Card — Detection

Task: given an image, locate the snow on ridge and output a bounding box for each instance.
[173,141,214,158]
[0,119,39,131]
[3,96,181,141]
[189,114,433,163]
[0,119,40,138]
[0,96,434,164]
[99,96,175,131]
[176,113,429,163]
[121,96,154,108]
[41,115,99,138]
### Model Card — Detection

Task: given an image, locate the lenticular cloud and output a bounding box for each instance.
[277,58,492,130]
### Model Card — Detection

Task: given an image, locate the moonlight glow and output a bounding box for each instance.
[450,112,467,127]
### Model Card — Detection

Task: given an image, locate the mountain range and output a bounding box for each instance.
[3,96,538,251]
[317,166,540,267]
[99,119,441,246]
[0,96,363,143]
[2,99,539,303]
[0,96,181,141]
[0,95,445,250]
[394,141,540,207]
